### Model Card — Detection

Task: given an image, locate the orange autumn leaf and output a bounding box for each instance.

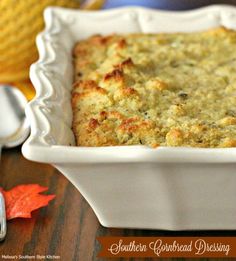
[0,184,55,220]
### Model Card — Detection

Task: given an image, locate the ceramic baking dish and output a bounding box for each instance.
[22,5,236,230]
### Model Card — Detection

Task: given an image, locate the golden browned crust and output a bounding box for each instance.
[72,27,236,147]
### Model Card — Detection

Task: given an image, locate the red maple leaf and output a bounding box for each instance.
[0,184,55,220]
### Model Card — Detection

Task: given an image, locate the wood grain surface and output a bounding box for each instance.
[0,147,236,261]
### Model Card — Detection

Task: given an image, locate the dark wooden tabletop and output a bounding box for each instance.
[0,147,236,261]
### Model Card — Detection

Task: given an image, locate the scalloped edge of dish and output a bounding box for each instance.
[22,5,236,163]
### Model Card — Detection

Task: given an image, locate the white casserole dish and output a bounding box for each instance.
[22,5,236,230]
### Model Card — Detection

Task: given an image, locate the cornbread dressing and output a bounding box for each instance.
[72,27,236,148]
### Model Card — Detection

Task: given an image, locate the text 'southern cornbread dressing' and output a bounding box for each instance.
[72,27,236,148]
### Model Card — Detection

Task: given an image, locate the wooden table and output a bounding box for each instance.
[0,147,236,261]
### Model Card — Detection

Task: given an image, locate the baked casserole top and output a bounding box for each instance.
[72,27,236,148]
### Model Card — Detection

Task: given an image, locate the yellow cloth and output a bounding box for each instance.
[12,80,36,101]
[0,0,80,79]
[0,0,81,100]
[82,0,105,9]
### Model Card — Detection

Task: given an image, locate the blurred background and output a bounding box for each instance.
[103,0,236,10]
[1,0,236,100]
